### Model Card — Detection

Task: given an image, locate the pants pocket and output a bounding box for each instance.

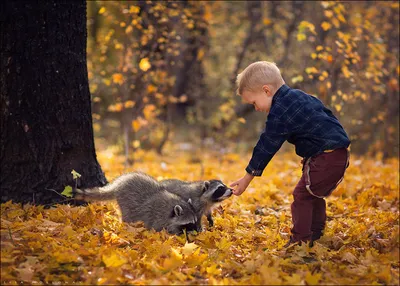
[304,150,349,198]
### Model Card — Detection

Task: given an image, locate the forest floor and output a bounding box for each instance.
[1,144,399,285]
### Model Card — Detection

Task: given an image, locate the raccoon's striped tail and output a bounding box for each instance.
[74,186,117,201]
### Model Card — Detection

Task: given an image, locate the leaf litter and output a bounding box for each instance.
[1,149,399,285]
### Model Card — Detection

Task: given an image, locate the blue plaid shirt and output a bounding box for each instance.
[246,84,351,176]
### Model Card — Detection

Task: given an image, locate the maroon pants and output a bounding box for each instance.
[291,148,349,242]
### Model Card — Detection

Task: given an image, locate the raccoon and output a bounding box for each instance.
[74,172,197,235]
[159,179,233,232]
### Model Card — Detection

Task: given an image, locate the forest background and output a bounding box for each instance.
[86,1,399,163]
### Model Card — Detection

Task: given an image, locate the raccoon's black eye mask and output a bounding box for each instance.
[212,186,229,200]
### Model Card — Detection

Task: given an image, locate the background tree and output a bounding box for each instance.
[86,1,399,161]
[294,1,399,159]
[0,0,107,205]
[87,1,209,163]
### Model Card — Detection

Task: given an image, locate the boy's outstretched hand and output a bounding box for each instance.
[230,173,254,196]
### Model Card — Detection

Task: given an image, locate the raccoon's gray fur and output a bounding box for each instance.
[159,179,233,232]
[74,172,197,235]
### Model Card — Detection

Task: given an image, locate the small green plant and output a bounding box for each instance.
[61,170,82,198]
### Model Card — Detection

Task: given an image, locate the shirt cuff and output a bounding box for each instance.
[245,165,263,176]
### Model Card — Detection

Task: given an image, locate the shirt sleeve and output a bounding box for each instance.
[245,119,288,176]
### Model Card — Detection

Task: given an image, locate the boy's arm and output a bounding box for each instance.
[246,122,288,176]
[230,121,288,196]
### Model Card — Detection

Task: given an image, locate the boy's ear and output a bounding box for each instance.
[262,84,271,96]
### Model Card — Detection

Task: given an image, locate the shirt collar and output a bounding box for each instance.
[272,84,290,106]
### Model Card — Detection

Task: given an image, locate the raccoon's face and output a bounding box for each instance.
[168,200,198,234]
[203,180,233,202]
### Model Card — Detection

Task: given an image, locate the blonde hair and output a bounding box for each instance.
[236,61,285,95]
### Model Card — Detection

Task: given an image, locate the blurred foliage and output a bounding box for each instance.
[87,1,399,160]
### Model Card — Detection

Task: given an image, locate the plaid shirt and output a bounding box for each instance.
[246,84,351,176]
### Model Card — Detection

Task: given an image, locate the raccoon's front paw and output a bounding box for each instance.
[207,214,214,227]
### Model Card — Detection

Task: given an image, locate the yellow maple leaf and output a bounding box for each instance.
[324,10,333,18]
[114,42,123,50]
[54,250,81,264]
[63,225,75,237]
[305,67,319,74]
[215,237,232,250]
[129,5,140,14]
[341,65,351,78]
[297,33,306,41]
[238,117,246,124]
[337,13,346,23]
[332,18,340,28]
[112,73,124,85]
[133,140,141,148]
[108,103,123,112]
[124,100,135,108]
[305,272,322,285]
[206,264,221,275]
[185,247,208,267]
[179,95,188,102]
[182,242,199,256]
[259,264,281,284]
[284,273,303,284]
[139,58,151,72]
[143,104,156,120]
[327,81,332,89]
[102,252,127,268]
[279,212,286,222]
[132,120,141,132]
[321,21,332,31]
[197,48,205,61]
[291,75,304,84]
[147,84,157,93]
[263,18,272,25]
[125,25,133,34]
[163,248,183,271]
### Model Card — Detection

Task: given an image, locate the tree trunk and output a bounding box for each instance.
[0,0,107,205]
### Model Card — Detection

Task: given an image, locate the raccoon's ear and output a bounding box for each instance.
[202,181,210,192]
[174,205,183,216]
[188,198,192,205]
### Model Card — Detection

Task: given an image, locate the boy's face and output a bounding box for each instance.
[241,85,274,113]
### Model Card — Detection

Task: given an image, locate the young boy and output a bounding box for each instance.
[230,61,350,246]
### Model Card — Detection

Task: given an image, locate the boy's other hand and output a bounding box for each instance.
[230,173,254,196]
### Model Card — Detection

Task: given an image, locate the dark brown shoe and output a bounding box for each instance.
[310,232,323,247]
[284,236,302,248]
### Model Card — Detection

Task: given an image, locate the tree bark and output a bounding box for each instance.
[0,0,107,205]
